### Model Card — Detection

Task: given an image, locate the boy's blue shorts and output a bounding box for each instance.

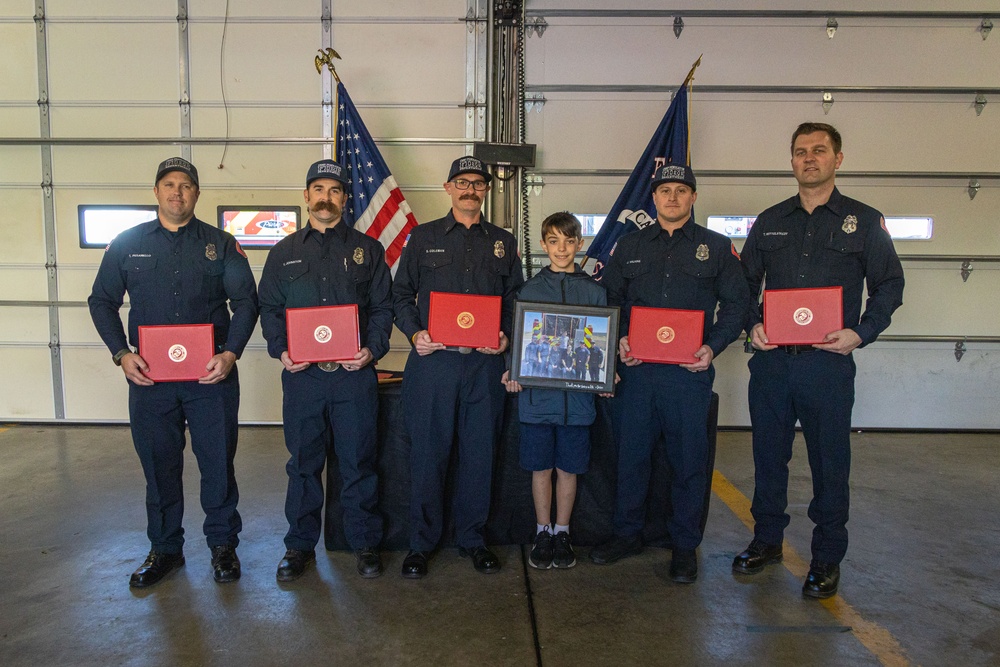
[519,423,591,474]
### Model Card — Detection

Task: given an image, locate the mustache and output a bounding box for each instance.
[312,201,339,213]
[460,193,481,201]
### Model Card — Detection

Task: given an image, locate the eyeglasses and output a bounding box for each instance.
[451,178,489,191]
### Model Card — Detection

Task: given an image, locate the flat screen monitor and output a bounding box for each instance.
[78,205,159,248]
[218,206,301,248]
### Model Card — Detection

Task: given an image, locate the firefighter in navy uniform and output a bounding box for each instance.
[733,123,903,599]
[88,157,259,588]
[594,165,749,583]
[392,156,525,578]
[258,160,392,582]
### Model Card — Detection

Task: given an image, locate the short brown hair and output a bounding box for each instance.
[540,211,582,240]
[791,122,842,155]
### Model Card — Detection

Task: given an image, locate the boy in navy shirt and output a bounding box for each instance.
[503,212,609,568]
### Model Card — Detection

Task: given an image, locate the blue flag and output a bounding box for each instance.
[586,82,690,280]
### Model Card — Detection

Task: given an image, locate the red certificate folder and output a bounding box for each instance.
[286,305,360,363]
[428,291,502,349]
[627,306,705,364]
[138,324,215,382]
[763,286,844,345]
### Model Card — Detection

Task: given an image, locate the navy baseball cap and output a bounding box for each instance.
[306,159,350,187]
[651,164,696,192]
[155,157,199,187]
[447,156,492,184]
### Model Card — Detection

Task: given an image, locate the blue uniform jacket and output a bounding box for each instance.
[516,265,607,426]
[257,221,393,361]
[392,211,524,342]
[601,218,749,358]
[88,216,259,358]
[740,187,904,345]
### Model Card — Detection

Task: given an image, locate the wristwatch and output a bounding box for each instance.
[112,348,132,366]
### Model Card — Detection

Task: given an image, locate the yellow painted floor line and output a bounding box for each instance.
[712,469,911,667]
[0,425,11,434]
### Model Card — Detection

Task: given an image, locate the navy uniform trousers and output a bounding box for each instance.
[128,368,241,554]
[612,362,715,551]
[748,348,856,565]
[402,349,506,551]
[281,365,382,552]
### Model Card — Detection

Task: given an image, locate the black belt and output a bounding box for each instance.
[780,345,817,355]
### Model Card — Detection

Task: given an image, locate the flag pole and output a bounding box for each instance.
[315,48,343,157]
[682,55,702,165]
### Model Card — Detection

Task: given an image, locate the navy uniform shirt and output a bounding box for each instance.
[392,210,525,341]
[257,221,393,361]
[602,218,749,357]
[88,217,259,357]
[741,187,904,345]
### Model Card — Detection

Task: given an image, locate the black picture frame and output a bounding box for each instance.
[217,206,302,248]
[510,301,619,394]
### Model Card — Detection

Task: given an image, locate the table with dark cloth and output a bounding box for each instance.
[324,383,718,550]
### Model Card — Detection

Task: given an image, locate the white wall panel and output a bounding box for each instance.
[59,306,105,344]
[51,147,179,185]
[0,147,42,184]
[0,348,54,419]
[46,24,178,102]
[61,348,128,421]
[0,267,49,301]
[188,23,321,103]
[0,22,38,100]
[49,107,180,138]
[0,190,45,263]
[329,24,469,103]
[45,0,176,18]
[190,107,320,138]
[0,306,49,342]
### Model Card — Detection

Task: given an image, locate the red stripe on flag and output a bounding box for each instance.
[384,212,418,267]
[367,187,406,240]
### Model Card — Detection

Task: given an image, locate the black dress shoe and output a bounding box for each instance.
[210,545,241,583]
[589,535,643,565]
[732,539,783,574]
[803,562,840,599]
[401,550,428,579]
[669,549,698,584]
[355,547,383,578]
[276,549,315,582]
[129,551,185,588]
[459,546,501,574]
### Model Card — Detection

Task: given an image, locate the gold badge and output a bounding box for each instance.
[656,326,675,344]
[494,240,505,259]
[205,243,218,261]
[842,215,858,234]
[695,244,709,262]
[353,247,364,265]
[457,312,475,329]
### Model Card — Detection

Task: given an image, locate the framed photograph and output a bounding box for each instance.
[510,301,619,394]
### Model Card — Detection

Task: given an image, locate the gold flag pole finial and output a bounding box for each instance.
[681,54,703,88]
[315,48,342,82]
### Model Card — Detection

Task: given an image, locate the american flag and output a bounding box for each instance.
[335,82,418,273]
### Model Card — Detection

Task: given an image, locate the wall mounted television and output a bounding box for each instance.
[217,206,301,248]
[78,205,159,248]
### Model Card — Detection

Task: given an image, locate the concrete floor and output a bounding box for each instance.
[0,425,997,667]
